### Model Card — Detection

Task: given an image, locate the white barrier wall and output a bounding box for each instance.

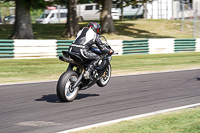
[13,39,57,59]
[13,39,123,59]
[148,38,175,54]
[195,38,200,52]
[10,38,200,59]
[107,40,123,55]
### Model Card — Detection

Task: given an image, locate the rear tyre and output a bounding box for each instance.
[56,70,79,102]
[97,64,111,87]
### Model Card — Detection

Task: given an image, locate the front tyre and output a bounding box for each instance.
[56,70,79,102]
[97,64,111,87]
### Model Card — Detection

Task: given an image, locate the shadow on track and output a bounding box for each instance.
[35,94,60,103]
[75,93,100,100]
[35,93,100,103]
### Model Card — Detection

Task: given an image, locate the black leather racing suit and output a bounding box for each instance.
[68,27,110,73]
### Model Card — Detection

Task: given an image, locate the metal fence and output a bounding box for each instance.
[193,11,200,38]
[176,1,200,38]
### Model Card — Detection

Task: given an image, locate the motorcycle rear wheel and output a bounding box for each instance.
[56,70,79,102]
[97,64,111,87]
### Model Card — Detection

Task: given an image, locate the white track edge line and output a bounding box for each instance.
[57,103,200,133]
[0,80,57,86]
[111,68,200,77]
[1,68,200,86]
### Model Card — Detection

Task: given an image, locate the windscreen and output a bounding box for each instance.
[39,13,49,18]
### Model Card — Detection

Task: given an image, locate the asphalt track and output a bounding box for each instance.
[1,69,200,133]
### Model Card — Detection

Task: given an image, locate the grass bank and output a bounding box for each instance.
[72,107,200,133]
[0,52,200,84]
[0,19,198,40]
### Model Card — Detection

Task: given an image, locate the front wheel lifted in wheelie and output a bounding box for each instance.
[97,64,111,87]
[56,70,79,102]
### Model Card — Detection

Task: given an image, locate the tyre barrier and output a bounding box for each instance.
[174,39,196,52]
[57,40,73,57]
[123,40,149,55]
[0,39,14,58]
[0,38,200,59]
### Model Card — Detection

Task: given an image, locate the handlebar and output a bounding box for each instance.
[100,35,114,54]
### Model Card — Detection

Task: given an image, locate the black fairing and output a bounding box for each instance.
[68,52,85,64]
[96,57,110,76]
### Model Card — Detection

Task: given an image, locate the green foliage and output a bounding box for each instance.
[30,9,43,23]
[0,1,14,7]
[22,0,55,9]
[2,0,55,9]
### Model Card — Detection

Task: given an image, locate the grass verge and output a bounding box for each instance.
[72,107,200,133]
[0,52,200,84]
[0,19,199,40]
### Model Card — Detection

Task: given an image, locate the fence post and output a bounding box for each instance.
[193,10,198,39]
[181,2,184,31]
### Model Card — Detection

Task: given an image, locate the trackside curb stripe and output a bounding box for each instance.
[57,103,200,133]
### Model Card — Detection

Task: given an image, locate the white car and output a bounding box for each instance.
[36,9,67,24]
[113,4,143,18]
[77,3,120,21]
[3,15,15,24]
[36,3,120,24]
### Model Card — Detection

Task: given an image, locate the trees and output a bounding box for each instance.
[10,0,33,39]
[9,0,53,39]
[100,0,115,33]
[4,0,80,39]
[62,0,79,38]
[4,0,150,39]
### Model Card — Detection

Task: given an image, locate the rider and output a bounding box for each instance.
[68,22,113,79]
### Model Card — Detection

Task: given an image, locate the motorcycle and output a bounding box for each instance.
[56,36,114,102]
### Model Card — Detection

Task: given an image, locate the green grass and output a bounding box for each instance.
[0,52,200,84]
[0,19,199,40]
[72,107,200,133]
[111,52,200,75]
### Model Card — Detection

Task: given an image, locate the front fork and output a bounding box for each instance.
[96,57,111,78]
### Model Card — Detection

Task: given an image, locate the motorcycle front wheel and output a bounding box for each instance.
[97,64,111,87]
[56,70,79,102]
